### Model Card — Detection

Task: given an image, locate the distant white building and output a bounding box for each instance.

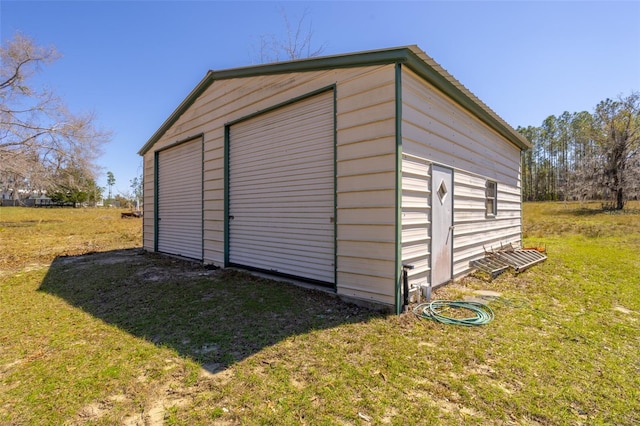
[30,194,52,207]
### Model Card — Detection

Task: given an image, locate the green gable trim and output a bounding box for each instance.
[139,46,529,156]
[139,71,214,155]
[212,48,409,81]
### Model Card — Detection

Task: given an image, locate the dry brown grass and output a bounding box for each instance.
[0,207,141,274]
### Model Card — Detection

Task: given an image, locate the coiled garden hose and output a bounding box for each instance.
[413,300,494,326]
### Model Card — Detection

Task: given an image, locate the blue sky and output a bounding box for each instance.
[2,1,639,193]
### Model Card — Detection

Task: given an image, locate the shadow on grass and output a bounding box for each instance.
[38,249,385,374]
[566,208,607,216]
[556,206,640,217]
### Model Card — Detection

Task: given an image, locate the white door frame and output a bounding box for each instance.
[431,164,454,286]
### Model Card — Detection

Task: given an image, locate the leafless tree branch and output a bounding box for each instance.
[0,33,110,197]
[252,7,326,64]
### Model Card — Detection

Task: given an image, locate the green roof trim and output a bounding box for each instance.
[139,45,530,155]
[212,48,410,81]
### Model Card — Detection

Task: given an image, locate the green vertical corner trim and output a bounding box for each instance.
[394,62,403,315]
[449,167,455,283]
[223,125,230,266]
[200,135,205,261]
[331,85,338,290]
[153,152,159,252]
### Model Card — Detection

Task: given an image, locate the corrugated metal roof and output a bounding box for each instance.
[139,46,530,155]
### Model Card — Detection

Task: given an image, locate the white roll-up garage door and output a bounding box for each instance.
[228,90,335,283]
[157,138,203,260]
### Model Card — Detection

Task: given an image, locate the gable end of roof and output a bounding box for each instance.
[403,47,530,150]
[139,46,529,155]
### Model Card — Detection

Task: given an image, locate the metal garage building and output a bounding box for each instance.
[138,46,530,313]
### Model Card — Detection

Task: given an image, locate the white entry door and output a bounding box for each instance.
[431,164,453,286]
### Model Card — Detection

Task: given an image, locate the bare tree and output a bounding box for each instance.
[253,7,326,63]
[589,92,640,209]
[0,33,110,199]
[520,93,639,208]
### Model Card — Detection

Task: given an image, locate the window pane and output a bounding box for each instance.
[437,180,448,203]
[486,181,497,216]
[486,199,495,215]
[486,182,496,197]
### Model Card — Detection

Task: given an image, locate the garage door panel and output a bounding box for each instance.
[231,185,333,198]
[231,225,333,236]
[231,129,333,148]
[231,233,334,248]
[231,177,332,189]
[236,166,331,180]
[232,110,329,137]
[230,197,334,207]
[231,242,334,259]
[231,222,333,232]
[235,160,333,175]
[229,90,335,283]
[157,138,203,260]
[231,252,338,281]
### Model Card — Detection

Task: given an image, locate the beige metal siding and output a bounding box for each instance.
[336,67,397,305]
[156,138,203,259]
[142,65,398,307]
[228,90,335,283]
[401,68,522,281]
[401,153,431,290]
[452,172,522,276]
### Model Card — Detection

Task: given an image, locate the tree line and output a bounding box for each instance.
[2,32,638,210]
[518,92,640,209]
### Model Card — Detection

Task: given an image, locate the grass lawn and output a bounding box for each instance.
[0,203,638,425]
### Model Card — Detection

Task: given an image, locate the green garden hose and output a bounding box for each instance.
[413,300,494,326]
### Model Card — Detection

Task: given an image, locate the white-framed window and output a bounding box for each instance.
[486,180,497,217]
